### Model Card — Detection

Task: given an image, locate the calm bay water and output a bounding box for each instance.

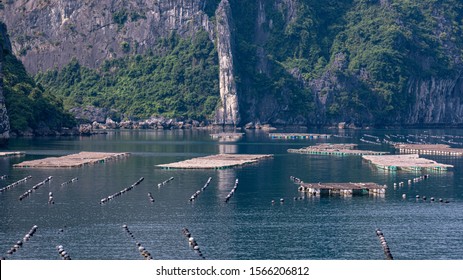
[1,129,462,260]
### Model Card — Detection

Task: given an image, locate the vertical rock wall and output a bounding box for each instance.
[215,0,240,126]
[406,76,463,124]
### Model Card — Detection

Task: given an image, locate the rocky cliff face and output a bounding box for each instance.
[0,23,11,146]
[406,75,463,124]
[0,0,213,74]
[0,0,242,126]
[214,0,240,126]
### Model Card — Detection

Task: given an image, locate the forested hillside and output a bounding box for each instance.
[1,22,74,136]
[36,31,219,121]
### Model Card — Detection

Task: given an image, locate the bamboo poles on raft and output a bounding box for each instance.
[13,152,129,168]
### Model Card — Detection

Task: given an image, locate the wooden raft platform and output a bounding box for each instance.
[297,182,386,196]
[362,154,453,172]
[210,133,244,141]
[394,144,463,156]
[0,151,25,157]
[14,152,129,168]
[269,133,331,139]
[157,154,273,169]
[288,143,388,156]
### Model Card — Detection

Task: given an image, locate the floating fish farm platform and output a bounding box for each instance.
[269,133,331,140]
[156,154,273,169]
[0,151,25,157]
[394,143,463,156]
[14,152,129,168]
[362,154,453,172]
[297,182,386,196]
[288,143,388,156]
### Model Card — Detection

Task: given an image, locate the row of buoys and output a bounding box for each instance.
[122,224,152,260]
[360,137,381,145]
[411,194,450,203]
[56,245,71,260]
[0,175,32,193]
[0,175,7,180]
[182,228,205,259]
[290,176,302,184]
[61,177,78,186]
[364,134,380,140]
[18,176,53,201]
[189,177,212,202]
[393,174,429,189]
[100,177,144,204]
[271,198,285,204]
[375,228,393,260]
[225,178,238,203]
[1,225,38,259]
[157,177,174,188]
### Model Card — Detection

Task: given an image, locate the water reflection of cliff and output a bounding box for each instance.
[216,169,236,193]
[219,143,238,154]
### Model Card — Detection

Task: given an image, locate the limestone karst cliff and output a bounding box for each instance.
[2,0,463,127]
[214,0,240,126]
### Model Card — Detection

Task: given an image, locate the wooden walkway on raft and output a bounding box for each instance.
[269,133,331,140]
[288,143,388,156]
[394,143,463,156]
[13,152,129,168]
[157,154,273,169]
[210,133,244,141]
[0,151,25,157]
[297,182,386,196]
[362,154,453,172]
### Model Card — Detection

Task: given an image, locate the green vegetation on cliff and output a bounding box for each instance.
[1,22,74,134]
[231,0,463,125]
[36,31,220,121]
[5,0,463,126]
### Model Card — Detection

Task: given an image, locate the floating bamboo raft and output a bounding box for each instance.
[269,133,331,139]
[14,152,129,168]
[362,154,453,172]
[210,133,244,141]
[0,151,25,157]
[297,182,386,196]
[394,143,463,156]
[288,143,388,156]
[157,154,273,169]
